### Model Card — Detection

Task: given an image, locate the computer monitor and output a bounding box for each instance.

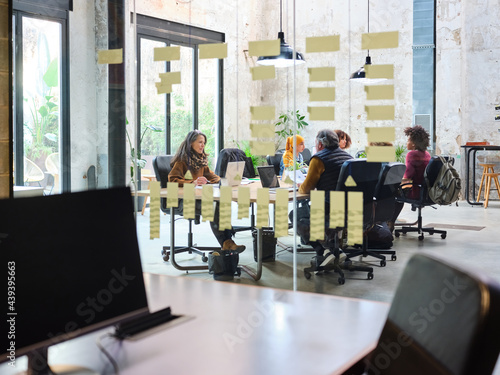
[0,187,149,374]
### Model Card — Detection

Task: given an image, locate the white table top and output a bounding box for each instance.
[1,274,390,375]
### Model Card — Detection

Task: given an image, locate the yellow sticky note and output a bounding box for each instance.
[310,190,325,241]
[365,85,394,100]
[237,187,251,220]
[345,175,357,187]
[250,123,275,139]
[184,170,193,180]
[307,106,335,121]
[199,43,227,59]
[97,49,123,64]
[159,71,181,85]
[154,46,180,61]
[362,31,399,50]
[347,191,363,246]
[365,127,396,143]
[149,181,161,239]
[365,105,395,120]
[166,182,179,208]
[308,87,336,102]
[250,141,275,156]
[256,188,270,228]
[308,67,336,82]
[219,186,232,231]
[365,64,394,79]
[329,191,345,228]
[274,189,289,238]
[250,65,276,81]
[250,106,275,121]
[366,146,395,162]
[248,39,280,57]
[306,35,340,53]
[155,82,172,94]
[283,175,294,184]
[202,185,214,222]
[182,183,196,219]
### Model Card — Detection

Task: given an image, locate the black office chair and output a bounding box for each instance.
[303,159,378,284]
[153,155,219,263]
[346,253,500,375]
[266,151,284,176]
[394,156,449,241]
[301,148,312,165]
[335,159,399,267]
[214,148,256,178]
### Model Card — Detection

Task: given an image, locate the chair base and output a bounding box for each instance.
[161,245,220,263]
[394,225,447,241]
[304,255,374,285]
[345,247,396,267]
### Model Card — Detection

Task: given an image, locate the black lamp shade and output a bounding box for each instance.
[257,32,305,67]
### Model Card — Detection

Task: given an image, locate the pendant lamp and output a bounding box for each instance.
[257,0,305,67]
[350,0,385,82]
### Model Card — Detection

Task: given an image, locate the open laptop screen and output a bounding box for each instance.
[258,165,280,188]
[225,161,245,186]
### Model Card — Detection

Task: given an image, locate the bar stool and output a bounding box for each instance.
[476,163,496,202]
[483,172,500,208]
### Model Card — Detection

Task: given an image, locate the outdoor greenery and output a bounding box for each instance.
[234,140,267,174]
[274,109,309,151]
[24,58,59,161]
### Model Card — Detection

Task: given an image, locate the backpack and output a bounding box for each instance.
[425,156,461,205]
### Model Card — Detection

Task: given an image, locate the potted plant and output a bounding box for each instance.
[274,109,309,151]
[234,140,267,175]
[126,123,163,187]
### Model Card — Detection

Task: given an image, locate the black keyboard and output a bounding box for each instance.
[114,306,179,339]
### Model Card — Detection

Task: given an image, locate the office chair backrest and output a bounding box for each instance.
[373,162,406,223]
[336,159,383,228]
[214,148,256,178]
[366,253,500,375]
[266,152,284,176]
[152,155,181,214]
[301,148,312,164]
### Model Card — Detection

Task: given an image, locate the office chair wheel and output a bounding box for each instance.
[380,260,386,267]
[394,231,400,238]
[201,255,208,262]
[418,235,424,241]
[161,250,170,262]
[429,231,434,235]
[441,233,447,239]
[391,255,397,261]
[338,277,345,285]
[367,272,374,280]
[304,271,312,280]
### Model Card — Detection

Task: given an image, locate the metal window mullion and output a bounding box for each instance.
[13,12,24,186]
[166,57,171,155]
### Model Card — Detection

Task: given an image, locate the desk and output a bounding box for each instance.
[461,145,500,205]
[135,182,308,280]
[0,273,390,375]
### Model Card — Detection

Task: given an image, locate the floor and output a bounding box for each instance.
[135,199,500,304]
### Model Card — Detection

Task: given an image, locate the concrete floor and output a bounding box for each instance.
[135,199,500,304]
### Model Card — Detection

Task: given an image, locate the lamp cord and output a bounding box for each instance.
[280,0,283,32]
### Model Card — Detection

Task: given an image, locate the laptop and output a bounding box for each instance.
[224,161,246,187]
[258,165,298,192]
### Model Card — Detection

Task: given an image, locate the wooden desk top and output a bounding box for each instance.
[134,180,309,203]
[0,274,389,375]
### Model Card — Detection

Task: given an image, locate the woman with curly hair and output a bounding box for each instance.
[389,125,431,230]
[169,130,245,252]
[334,129,352,150]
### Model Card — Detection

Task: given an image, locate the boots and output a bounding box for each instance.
[222,239,246,253]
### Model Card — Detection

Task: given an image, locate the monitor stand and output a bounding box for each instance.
[22,348,98,375]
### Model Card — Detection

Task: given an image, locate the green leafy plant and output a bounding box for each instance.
[127,122,163,184]
[24,58,59,161]
[235,140,266,174]
[395,144,407,163]
[274,109,309,151]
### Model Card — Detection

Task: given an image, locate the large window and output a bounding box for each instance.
[12,1,70,193]
[136,14,224,182]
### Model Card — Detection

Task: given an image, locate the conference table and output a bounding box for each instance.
[0,273,391,375]
[136,180,309,281]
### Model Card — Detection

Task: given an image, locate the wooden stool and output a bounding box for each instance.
[483,172,500,208]
[476,163,496,202]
